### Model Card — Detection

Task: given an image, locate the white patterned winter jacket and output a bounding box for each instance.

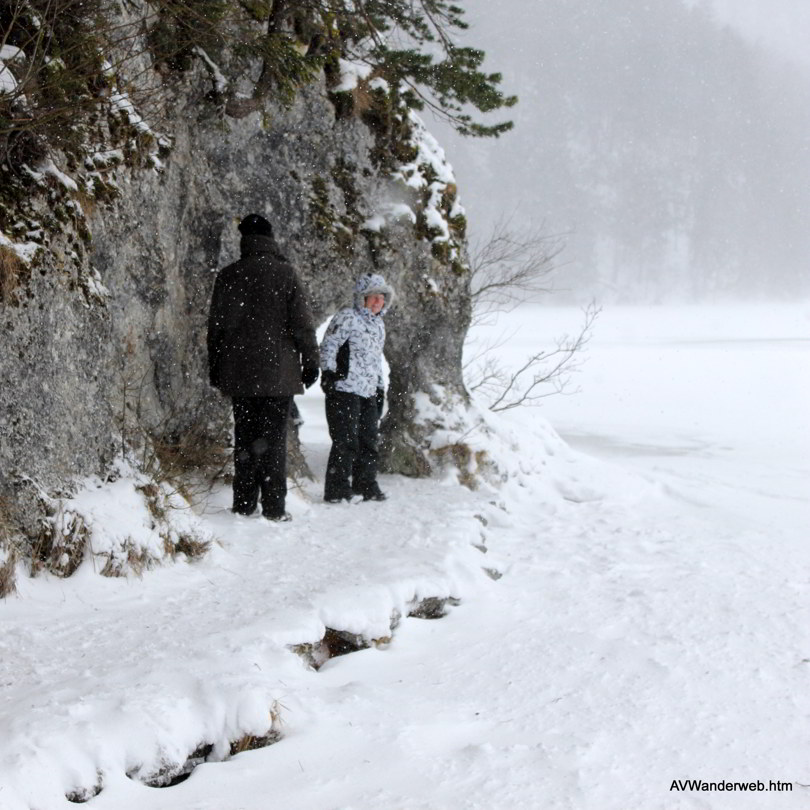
[319,273,394,398]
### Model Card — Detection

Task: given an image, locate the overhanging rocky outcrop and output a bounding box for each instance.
[0,11,476,585]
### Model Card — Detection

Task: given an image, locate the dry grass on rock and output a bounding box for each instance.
[0,547,16,598]
[0,245,26,305]
[0,499,17,597]
[32,506,90,578]
[431,443,492,490]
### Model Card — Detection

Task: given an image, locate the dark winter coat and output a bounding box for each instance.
[207,233,319,397]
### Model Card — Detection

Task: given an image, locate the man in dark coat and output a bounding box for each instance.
[207,214,319,521]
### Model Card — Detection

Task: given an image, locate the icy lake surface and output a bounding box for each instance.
[1,303,809,809]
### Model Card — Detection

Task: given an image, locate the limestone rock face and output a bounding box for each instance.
[0,66,472,549]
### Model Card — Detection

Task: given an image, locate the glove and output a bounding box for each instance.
[375,387,385,419]
[321,370,337,394]
[302,366,319,389]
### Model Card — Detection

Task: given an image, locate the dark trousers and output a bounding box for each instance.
[324,390,379,500]
[231,396,291,517]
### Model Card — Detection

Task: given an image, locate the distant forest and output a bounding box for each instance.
[437,0,810,301]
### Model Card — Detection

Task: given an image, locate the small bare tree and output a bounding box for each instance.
[469,217,567,324]
[467,302,600,411]
[464,218,599,411]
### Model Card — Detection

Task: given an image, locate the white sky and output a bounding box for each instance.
[703,0,810,67]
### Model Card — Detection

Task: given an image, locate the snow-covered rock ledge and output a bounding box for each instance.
[0,471,508,808]
[10,463,215,585]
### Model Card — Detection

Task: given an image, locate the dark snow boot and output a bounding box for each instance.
[325,493,363,504]
[353,483,387,502]
[263,511,292,522]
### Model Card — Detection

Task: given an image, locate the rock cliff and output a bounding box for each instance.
[0,7,477,589]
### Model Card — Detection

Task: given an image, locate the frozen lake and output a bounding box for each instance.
[469,302,810,531]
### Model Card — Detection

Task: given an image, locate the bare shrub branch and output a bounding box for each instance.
[464,214,599,411]
[469,216,568,324]
[486,303,600,412]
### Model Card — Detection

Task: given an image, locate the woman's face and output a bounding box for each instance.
[364,293,385,314]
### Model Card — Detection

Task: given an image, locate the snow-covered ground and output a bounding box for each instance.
[1,303,809,809]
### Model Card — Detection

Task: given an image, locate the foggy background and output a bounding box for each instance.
[431,0,810,302]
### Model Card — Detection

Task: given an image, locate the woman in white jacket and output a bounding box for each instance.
[320,273,394,503]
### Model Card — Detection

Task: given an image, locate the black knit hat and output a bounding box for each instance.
[238,214,274,237]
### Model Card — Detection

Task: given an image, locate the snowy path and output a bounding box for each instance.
[2,304,810,809]
[0,473,492,808]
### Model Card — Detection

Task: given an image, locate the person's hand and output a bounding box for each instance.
[376,387,385,418]
[321,370,337,394]
[302,366,319,389]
